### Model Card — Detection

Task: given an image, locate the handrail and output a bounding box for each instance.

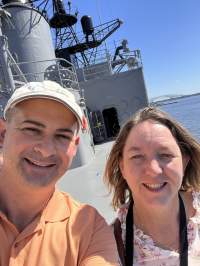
[9,57,80,91]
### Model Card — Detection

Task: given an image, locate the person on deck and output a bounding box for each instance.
[104,106,200,266]
[0,80,119,266]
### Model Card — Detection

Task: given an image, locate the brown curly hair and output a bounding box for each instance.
[104,106,200,210]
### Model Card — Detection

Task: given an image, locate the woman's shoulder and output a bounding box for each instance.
[182,191,200,258]
[191,190,200,211]
[181,190,200,220]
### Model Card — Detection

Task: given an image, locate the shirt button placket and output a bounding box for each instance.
[9,242,19,266]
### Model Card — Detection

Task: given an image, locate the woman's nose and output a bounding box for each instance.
[145,158,163,176]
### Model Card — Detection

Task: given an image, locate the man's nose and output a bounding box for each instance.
[33,138,56,157]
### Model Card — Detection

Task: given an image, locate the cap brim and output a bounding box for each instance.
[4,92,83,129]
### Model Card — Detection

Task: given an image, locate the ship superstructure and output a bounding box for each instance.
[0,0,148,147]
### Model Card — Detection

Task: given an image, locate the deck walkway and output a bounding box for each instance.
[58,141,116,223]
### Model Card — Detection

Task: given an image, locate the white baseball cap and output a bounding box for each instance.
[4,81,84,130]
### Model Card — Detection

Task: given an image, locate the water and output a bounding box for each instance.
[158,94,200,140]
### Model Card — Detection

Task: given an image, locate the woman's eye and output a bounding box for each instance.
[22,128,40,135]
[159,153,173,159]
[131,154,144,159]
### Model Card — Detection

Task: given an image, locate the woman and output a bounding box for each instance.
[104,106,200,266]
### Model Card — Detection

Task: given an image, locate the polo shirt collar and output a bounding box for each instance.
[41,189,70,223]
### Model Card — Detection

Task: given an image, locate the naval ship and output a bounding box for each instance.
[0,0,148,221]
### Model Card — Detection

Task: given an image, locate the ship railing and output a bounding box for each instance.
[79,49,142,81]
[81,52,112,81]
[72,46,111,70]
[10,58,80,92]
[74,41,143,75]
[82,65,112,81]
[111,49,143,73]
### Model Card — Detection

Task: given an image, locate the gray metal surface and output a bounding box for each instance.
[81,67,148,144]
[82,68,148,124]
[2,3,55,82]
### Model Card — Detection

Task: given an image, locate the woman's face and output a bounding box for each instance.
[120,119,188,207]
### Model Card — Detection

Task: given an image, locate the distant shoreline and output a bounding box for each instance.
[150,92,200,106]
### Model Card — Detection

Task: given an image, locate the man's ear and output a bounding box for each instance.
[69,136,80,157]
[75,136,80,146]
[0,119,6,147]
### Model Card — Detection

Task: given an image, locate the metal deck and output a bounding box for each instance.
[58,141,116,223]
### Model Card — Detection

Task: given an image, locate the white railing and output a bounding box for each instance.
[10,58,80,91]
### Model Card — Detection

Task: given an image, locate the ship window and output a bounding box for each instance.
[102,107,120,138]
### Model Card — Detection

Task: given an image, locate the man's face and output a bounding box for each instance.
[1,98,79,190]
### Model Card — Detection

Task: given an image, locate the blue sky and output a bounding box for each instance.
[69,0,200,99]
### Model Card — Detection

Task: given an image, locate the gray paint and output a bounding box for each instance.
[70,129,95,168]
[80,67,148,126]
[2,4,55,82]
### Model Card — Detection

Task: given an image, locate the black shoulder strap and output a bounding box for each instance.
[125,200,133,266]
[113,218,126,266]
[179,193,188,266]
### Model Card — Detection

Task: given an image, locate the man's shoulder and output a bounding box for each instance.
[58,190,111,240]
[58,190,101,220]
[52,191,119,265]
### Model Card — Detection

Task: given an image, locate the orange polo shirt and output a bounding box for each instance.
[0,190,119,266]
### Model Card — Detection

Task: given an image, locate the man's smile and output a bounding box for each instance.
[24,158,56,168]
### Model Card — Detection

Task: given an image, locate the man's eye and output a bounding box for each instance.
[22,128,40,134]
[56,134,71,141]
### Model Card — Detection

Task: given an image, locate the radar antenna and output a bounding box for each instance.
[22,0,123,67]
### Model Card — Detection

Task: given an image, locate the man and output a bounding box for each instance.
[0,81,119,265]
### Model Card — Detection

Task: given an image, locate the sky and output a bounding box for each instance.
[66,0,200,99]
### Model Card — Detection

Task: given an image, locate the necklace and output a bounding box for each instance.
[125,194,188,266]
